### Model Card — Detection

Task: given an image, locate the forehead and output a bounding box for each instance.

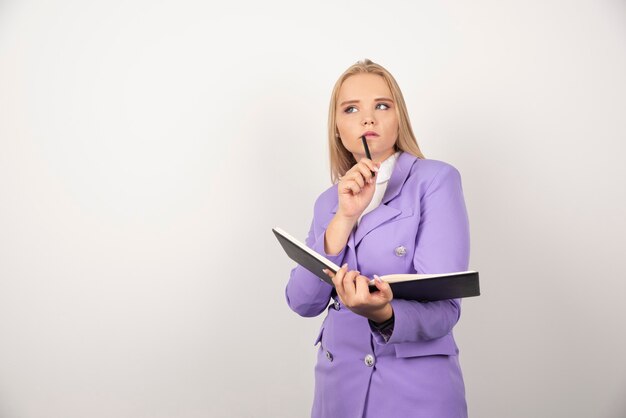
[338,73,392,101]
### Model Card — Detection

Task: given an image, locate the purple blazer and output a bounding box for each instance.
[286,152,470,418]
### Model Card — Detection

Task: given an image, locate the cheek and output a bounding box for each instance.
[388,115,400,133]
[379,112,398,130]
[338,133,355,151]
[382,122,399,142]
[389,121,400,141]
[336,119,359,145]
[336,115,354,131]
[335,117,347,135]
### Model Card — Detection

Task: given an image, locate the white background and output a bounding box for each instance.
[1,1,625,417]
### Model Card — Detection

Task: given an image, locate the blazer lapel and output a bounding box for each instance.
[354,204,402,245]
[354,152,416,246]
[381,151,414,205]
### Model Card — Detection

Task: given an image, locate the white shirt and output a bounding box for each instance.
[357,151,401,225]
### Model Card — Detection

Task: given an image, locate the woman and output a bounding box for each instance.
[285,59,470,418]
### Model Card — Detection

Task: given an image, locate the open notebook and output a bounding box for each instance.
[273,227,480,302]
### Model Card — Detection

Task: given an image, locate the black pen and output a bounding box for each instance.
[361,135,376,177]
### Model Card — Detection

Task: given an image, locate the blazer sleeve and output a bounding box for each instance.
[285,198,347,317]
[382,164,470,344]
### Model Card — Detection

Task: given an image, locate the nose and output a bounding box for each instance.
[361,115,375,126]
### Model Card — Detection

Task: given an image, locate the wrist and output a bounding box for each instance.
[334,210,359,226]
[368,303,393,324]
[324,214,357,255]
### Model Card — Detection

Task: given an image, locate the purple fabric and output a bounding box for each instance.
[285,152,470,418]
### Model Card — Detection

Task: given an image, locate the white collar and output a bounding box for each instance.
[375,151,401,184]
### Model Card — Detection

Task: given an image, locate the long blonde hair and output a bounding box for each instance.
[328,59,424,183]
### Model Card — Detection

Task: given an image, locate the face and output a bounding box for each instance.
[335,73,399,163]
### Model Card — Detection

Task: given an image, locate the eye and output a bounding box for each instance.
[344,106,358,114]
[376,103,390,110]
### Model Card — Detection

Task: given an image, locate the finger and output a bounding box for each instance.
[322,269,335,278]
[355,161,377,184]
[342,269,360,296]
[373,275,393,301]
[332,264,348,295]
[331,264,346,285]
[348,161,373,178]
[354,275,371,300]
[347,182,361,195]
[352,161,373,184]
[340,180,361,195]
[344,172,365,188]
[358,158,380,173]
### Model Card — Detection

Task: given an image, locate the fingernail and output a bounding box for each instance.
[342,263,348,269]
[373,166,379,172]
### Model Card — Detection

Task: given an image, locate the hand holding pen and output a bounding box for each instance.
[335,136,381,221]
[323,136,381,255]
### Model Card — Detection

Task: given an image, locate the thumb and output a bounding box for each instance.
[373,275,393,299]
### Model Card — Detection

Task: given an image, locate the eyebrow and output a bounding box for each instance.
[339,97,394,106]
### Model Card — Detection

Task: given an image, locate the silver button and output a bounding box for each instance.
[326,350,333,362]
[364,354,375,367]
[394,246,407,257]
[333,300,340,310]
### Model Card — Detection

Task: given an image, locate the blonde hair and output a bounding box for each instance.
[328,59,424,183]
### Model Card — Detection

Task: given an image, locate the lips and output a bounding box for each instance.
[362,131,379,138]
